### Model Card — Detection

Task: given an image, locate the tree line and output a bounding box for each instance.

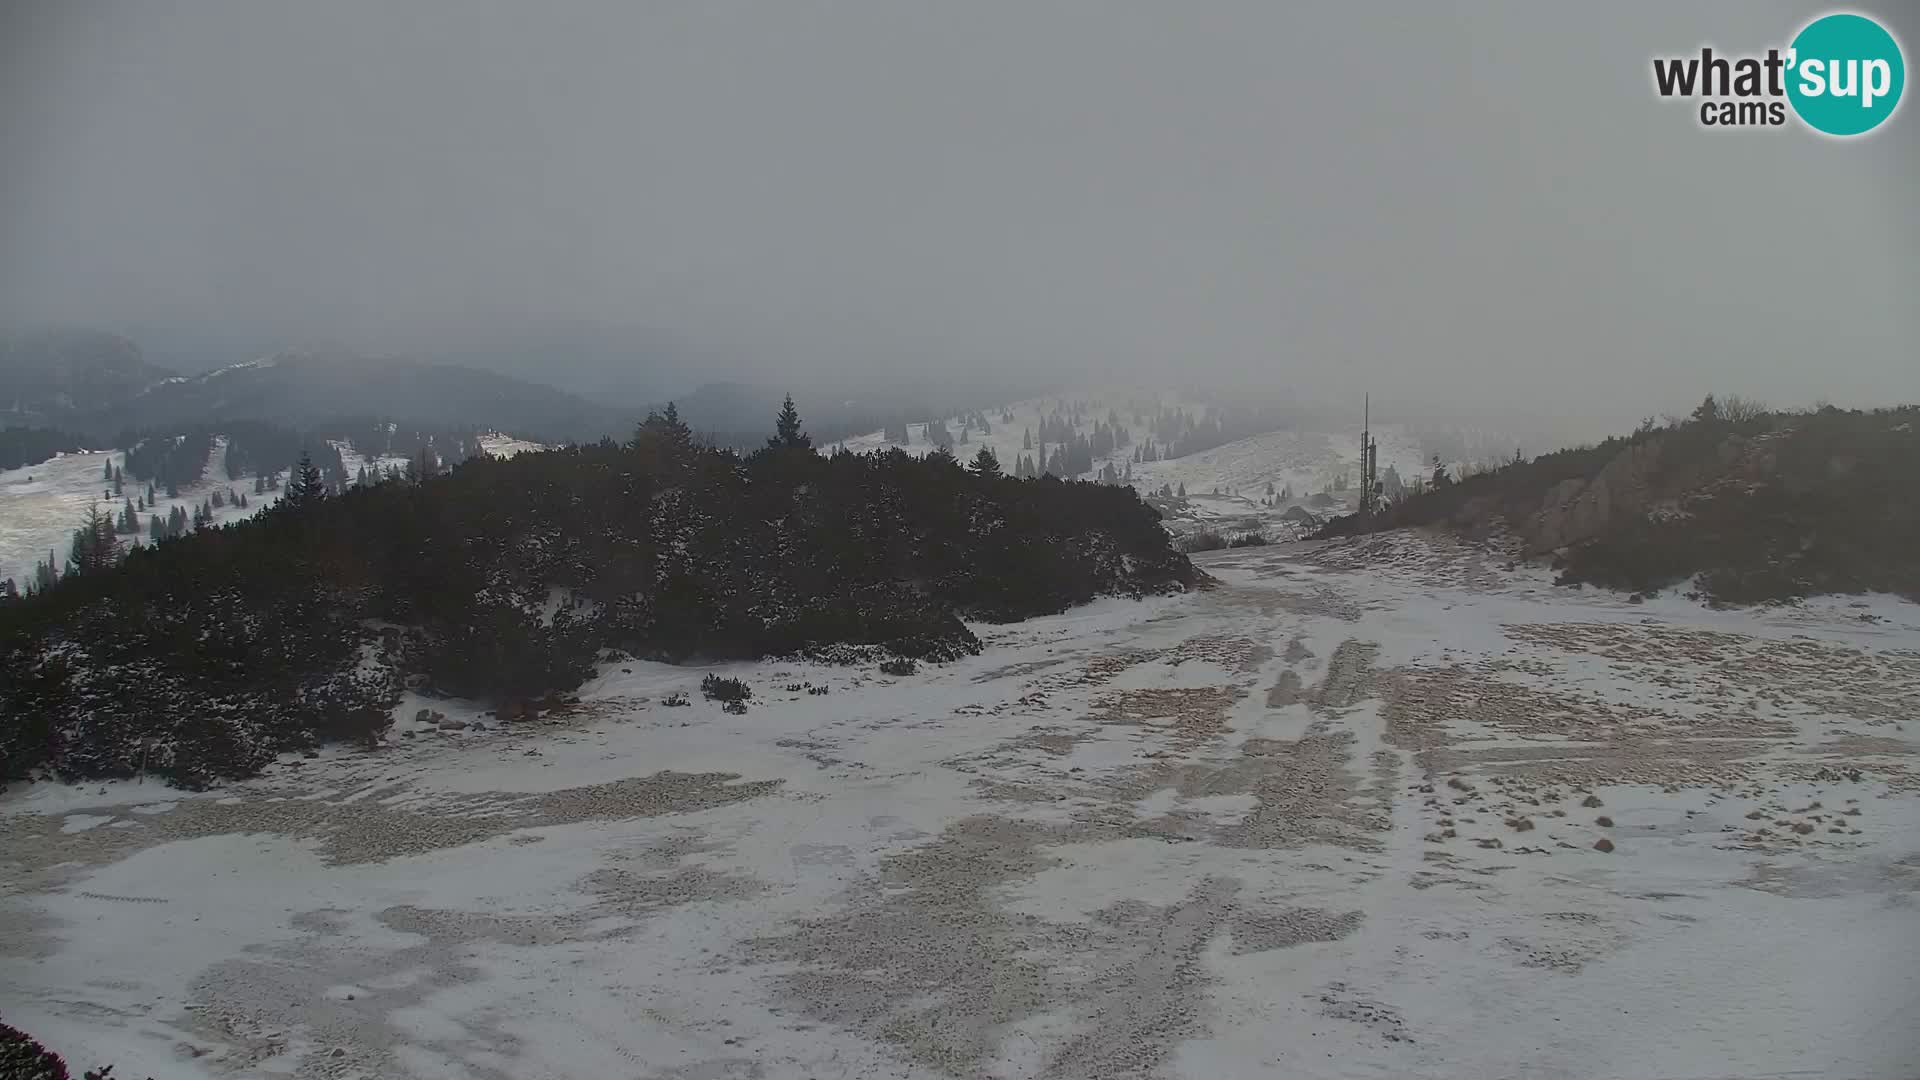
[0,396,1196,788]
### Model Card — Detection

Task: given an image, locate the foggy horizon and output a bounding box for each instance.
[5,1,1915,443]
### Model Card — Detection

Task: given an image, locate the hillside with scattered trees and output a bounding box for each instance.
[0,399,1198,788]
[1321,396,1920,604]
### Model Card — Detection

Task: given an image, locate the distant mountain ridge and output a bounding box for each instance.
[0,328,176,422]
[114,349,635,444]
[1,331,637,445]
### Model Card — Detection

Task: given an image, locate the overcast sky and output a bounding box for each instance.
[3,1,1914,434]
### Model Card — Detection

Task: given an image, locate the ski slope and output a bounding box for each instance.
[0,440,282,591]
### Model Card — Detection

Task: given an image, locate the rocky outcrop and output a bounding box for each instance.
[1523,439,1664,553]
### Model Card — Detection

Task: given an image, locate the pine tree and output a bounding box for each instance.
[254,474,265,495]
[150,514,163,542]
[67,504,121,576]
[1177,482,1186,497]
[1023,428,1033,451]
[103,459,113,481]
[285,452,326,508]
[768,394,812,450]
[970,445,1002,479]
[0,578,16,602]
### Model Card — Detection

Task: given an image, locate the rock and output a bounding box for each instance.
[1580,794,1604,808]
[437,719,468,731]
[415,709,432,723]
[1592,837,1615,853]
[1525,439,1663,553]
[1595,815,1613,827]
[429,710,446,722]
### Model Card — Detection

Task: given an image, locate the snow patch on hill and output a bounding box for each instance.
[477,432,548,459]
[0,438,281,590]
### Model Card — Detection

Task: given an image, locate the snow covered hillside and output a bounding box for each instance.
[0,439,281,591]
[829,390,1448,541]
[0,432,551,591]
[4,532,1917,1079]
[476,432,548,459]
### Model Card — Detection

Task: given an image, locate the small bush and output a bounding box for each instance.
[1179,530,1227,553]
[0,1020,69,1080]
[700,674,752,704]
[721,700,748,715]
[878,657,918,677]
[1227,531,1270,548]
[807,684,830,696]
[661,691,690,707]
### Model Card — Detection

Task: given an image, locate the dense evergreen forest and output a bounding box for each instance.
[0,400,1197,788]
[0,426,88,471]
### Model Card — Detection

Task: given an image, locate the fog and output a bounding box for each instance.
[3,1,1915,440]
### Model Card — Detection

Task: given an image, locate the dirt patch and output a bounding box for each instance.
[0,771,783,887]
[1309,639,1379,713]
[1088,687,1243,747]
[1266,670,1304,708]
[746,826,1360,1079]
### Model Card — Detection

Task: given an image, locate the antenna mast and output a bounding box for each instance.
[1360,394,1380,519]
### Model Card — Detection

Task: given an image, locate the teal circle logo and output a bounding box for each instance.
[1786,13,1905,136]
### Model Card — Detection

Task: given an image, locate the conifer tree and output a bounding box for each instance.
[768,394,812,450]
[67,504,121,576]
[33,550,58,592]
[970,445,1002,479]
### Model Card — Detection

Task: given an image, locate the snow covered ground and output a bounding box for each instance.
[476,432,548,459]
[5,531,1919,1078]
[0,439,281,591]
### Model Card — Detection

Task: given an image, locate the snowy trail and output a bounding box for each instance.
[4,532,1919,1078]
